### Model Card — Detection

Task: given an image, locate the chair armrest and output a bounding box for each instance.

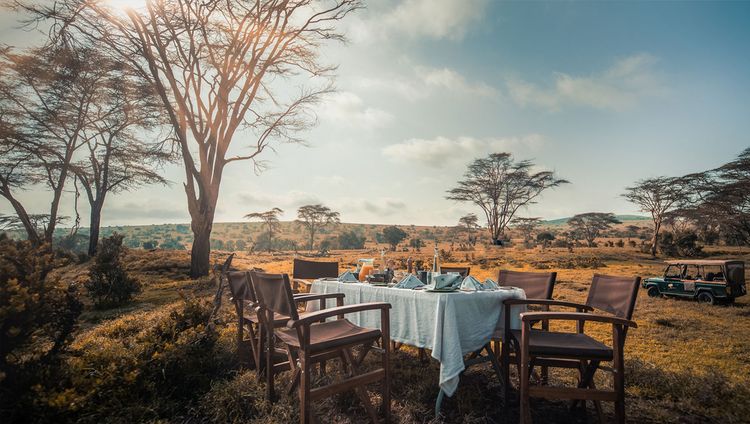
[503,298,594,311]
[293,293,346,303]
[520,311,637,328]
[287,302,392,329]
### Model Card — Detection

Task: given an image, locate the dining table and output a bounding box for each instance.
[307,279,526,412]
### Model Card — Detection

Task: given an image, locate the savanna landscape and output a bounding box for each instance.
[2,1,750,423]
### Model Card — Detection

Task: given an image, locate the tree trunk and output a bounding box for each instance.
[2,191,41,244]
[191,217,213,277]
[650,221,660,257]
[88,200,104,257]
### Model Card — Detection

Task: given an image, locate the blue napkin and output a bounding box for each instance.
[483,278,499,289]
[338,271,359,283]
[460,275,484,291]
[432,273,462,290]
[394,274,424,289]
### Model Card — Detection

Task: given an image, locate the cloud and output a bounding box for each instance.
[506,53,664,111]
[418,67,497,97]
[238,190,321,212]
[383,0,489,40]
[354,64,497,102]
[381,134,544,167]
[317,91,394,129]
[346,0,489,43]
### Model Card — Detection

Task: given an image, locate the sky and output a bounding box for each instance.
[1,0,750,227]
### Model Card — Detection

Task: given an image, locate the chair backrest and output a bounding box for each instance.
[227,271,254,302]
[249,271,299,321]
[440,266,470,277]
[586,274,641,320]
[292,258,338,280]
[498,270,556,300]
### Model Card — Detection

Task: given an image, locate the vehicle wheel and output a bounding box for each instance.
[697,291,715,305]
[647,286,661,298]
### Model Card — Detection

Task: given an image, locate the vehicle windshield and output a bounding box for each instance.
[665,265,682,279]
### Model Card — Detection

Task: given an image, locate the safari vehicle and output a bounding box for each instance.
[643,260,747,304]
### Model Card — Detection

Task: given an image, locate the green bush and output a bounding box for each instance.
[0,236,82,423]
[338,230,365,249]
[43,296,233,423]
[86,234,141,308]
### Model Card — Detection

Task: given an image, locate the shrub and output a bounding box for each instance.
[338,230,365,249]
[86,234,141,308]
[43,296,232,423]
[0,237,82,422]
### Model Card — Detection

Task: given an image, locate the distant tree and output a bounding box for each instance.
[210,239,225,251]
[622,176,686,257]
[338,230,366,250]
[297,204,340,251]
[681,148,750,245]
[382,226,408,251]
[536,231,555,249]
[625,225,641,238]
[243,208,283,252]
[568,213,621,247]
[235,239,248,251]
[446,153,568,243]
[512,217,543,242]
[142,240,156,250]
[458,213,480,244]
[223,240,236,252]
[410,238,424,252]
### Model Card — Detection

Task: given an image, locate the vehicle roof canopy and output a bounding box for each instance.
[664,260,744,266]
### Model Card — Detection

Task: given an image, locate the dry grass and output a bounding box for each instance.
[51,244,750,423]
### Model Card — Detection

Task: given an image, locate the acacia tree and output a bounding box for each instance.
[680,148,750,245]
[382,225,407,251]
[70,49,171,256]
[297,204,339,251]
[458,213,479,245]
[446,153,568,243]
[19,0,362,276]
[568,212,621,247]
[243,207,283,252]
[511,217,542,243]
[622,176,685,257]
[0,46,93,243]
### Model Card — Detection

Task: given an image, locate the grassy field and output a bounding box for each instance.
[40,243,750,423]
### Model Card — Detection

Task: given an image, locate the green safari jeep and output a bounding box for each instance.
[642,260,747,305]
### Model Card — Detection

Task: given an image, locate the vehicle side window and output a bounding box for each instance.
[683,265,700,280]
[665,265,681,279]
[703,265,724,281]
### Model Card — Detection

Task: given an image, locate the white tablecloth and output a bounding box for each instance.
[308,280,526,396]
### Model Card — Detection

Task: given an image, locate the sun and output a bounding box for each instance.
[107,0,148,11]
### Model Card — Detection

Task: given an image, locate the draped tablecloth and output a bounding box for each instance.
[308,280,526,397]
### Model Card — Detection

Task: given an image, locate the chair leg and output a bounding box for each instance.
[519,351,531,424]
[299,350,312,424]
[501,338,512,405]
[266,328,275,401]
[383,338,391,422]
[343,349,379,423]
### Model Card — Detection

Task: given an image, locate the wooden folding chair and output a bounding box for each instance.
[439,266,471,277]
[494,270,557,401]
[509,274,640,424]
[226,271,261,369]
[251,271,391,424]
[292,258,339,292]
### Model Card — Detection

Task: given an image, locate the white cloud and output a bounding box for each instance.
[507,53,664,111]
[354,64,497,102]
[346,0,489,43]
[384,0,490,40]
[381,134,544,167]
[317,91,394,129]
